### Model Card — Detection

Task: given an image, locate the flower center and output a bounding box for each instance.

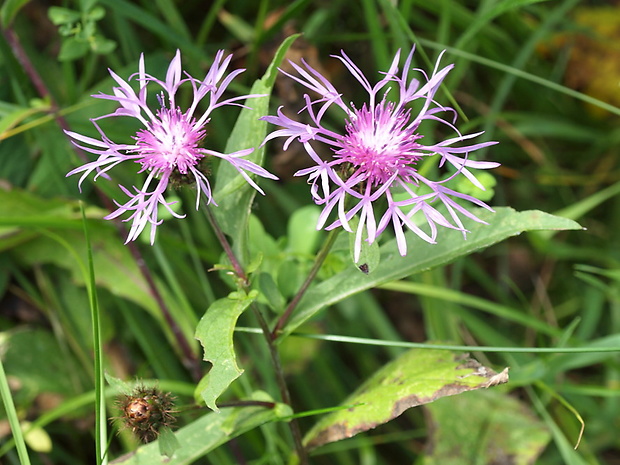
[135,108,205,174]
[337,101,422,185]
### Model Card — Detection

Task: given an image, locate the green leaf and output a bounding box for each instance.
[11,228,160,318]
[111,400,283,464]
[212,34,299,263]
[104,373,133,396]
[0,102,52,138]
[1,0,31,27]
[287,205,322,256]
[195,292,257,411]
[348,216,380,274]
[158,426,181,458]
[86,5,106,21]
[21,421,52,453]
[283,208,582,336]
[90,35,116,55]
[0,189,161,321]
[218,10,255,43]
[0,329,78,407]
[423,389,550,465]
[47,6,81,25]
[303,348,509,450]
[58,37,90,61]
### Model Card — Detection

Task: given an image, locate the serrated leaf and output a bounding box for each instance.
[195,293,256,411]
[424,389,550,465]
[303,348,509,450]
[283,208,582,336]
[212,34,299,263]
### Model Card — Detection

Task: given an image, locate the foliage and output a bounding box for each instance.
[1,1,619,465]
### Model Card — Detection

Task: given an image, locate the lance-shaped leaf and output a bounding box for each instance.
[195,292,256,411]
[212,35,299,263]
[303,348,509,450]
[284,208,582,336]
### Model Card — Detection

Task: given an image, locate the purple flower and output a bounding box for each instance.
[261,47,499,261]
[66,50,277,243]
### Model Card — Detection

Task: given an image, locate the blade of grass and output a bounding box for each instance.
[235,327,620,354]
[81,203,107,465]
[378,280,563,338]
[361,0,390,67]
[0,356,32,465]
[153,0,191,41]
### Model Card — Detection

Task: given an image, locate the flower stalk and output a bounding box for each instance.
[203,205,309,465]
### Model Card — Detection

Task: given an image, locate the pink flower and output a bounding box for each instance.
[262,47,499,261]
[66,50,277,243]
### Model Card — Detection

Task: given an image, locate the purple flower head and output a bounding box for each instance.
[261,47,499,261]
[66,50,277,244]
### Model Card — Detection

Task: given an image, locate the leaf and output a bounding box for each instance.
[283,208,582,336]
[212,34,299,262]
[104,373,133,396]
[112,398,284,464]
[47,6,81,25]
[0,329,78,407]
[91,35,117,55]
[58,37,90,61]
[195,292,256,411]
[348,216,380,274]
[0,102,52,139]
[11,228,160,318]
[287,205,322,256]
[303,348,509,450]
[0,0,31,27]
[21,421,52,453]
[158,427,181,458]
[423,389,550,465]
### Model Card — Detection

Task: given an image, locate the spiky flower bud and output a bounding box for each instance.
[116,385,176,443]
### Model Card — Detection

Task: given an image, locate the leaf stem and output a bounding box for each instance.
[203,205,309,465]
[201,204,248,285]
[271,229,340,339]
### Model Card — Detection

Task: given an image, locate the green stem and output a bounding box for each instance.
[201,204,248,285]
[203,206,308,465]
[251,304,308,465]
[0,358,31,465]
[81,205,108,465]
[271,228,340,339]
